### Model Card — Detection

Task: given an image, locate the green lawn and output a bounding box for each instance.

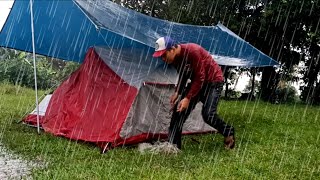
[0,84,319,179]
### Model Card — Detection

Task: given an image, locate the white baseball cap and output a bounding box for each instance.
[152,36,176,57]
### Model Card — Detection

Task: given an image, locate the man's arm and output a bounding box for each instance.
[175,73,190,95]
[174,60,190,95]
[185,50,205,100]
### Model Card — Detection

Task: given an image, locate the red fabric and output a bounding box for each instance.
[112,130,216,147]
[173,43,224,99]
[42,48,137,143]
[23,114,45,126]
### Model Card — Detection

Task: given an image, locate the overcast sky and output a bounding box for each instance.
[0,0,14,31]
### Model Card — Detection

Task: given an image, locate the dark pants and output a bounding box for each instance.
[168,82,235,149]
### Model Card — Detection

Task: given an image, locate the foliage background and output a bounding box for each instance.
[0,48,79,90]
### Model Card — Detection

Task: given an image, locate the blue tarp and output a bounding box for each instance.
[0,0,278,67]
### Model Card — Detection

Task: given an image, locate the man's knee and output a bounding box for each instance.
[202,110,217,124]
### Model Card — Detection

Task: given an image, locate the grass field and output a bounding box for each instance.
[0,84,319,179]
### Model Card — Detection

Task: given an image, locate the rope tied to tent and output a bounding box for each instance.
[138,142,181,155]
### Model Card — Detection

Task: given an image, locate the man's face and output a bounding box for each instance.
[161,49,175,64]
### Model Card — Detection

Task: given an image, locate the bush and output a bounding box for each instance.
[0,50,80,90]
[274,85,297,103]
[224,90,242,99]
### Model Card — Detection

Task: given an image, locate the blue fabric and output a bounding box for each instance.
[0,0,278,67]
[0,0,140,63]
[164,36,176,50]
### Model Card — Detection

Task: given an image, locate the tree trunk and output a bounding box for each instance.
[221,66,229,99]
[250,68,256,98]
[260,66,276,101]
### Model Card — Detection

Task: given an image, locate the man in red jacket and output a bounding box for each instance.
[153,36,235,150]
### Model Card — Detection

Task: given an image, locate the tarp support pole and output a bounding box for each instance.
[30,0,40,134]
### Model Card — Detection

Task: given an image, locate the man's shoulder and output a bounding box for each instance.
[181,43,203,54]
[181,43,201,49]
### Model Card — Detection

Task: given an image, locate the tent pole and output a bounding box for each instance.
[30,0,40,134]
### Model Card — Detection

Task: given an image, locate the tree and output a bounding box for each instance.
[222,0,319,103]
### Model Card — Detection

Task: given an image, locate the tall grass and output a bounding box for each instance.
[0,84,319,179]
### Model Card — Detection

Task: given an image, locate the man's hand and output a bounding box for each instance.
[170,92,178,107]
[177,98,190,112]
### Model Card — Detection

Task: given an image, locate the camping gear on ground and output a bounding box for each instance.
[138,142,181,155]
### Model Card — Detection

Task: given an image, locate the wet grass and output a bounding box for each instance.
[0,84,319,179]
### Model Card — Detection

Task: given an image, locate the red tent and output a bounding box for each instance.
[24,47,216,152]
